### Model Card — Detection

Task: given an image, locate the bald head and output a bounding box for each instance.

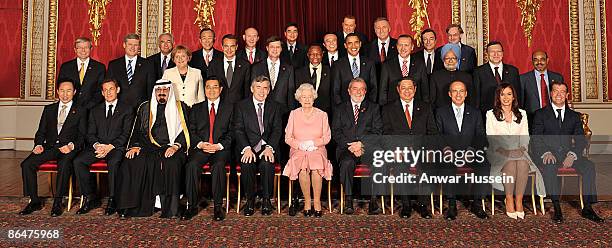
[243,27,259,49]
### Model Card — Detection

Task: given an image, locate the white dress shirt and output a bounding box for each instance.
[400,98,414,118]
[77,57,90,73]
[267,58,280,83]
[124,55,137,71]
[489,62,504,80]
[105,99,118,117]
[452,102,464,131]
[348,54,361,71]
[378,37,390,55]
[309,63,322,90]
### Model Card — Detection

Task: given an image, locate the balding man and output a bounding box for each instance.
[237,27,267,65]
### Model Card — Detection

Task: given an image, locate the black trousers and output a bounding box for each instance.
[438,162,490,203]
[21,148,77,201]
[541,157,598,204]
[241,150,275,200]
[73,149,123,198]
[184,149,229,206]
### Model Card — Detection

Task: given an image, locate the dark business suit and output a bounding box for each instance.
[532,105,597,204]
[429,69,473,109]
[148,52,176,80]
[281,42,307,69]
[434,104,488,202]
[294,64,332,113]
[206,57,251,104]
[414,49,444,75]
[331,55,378,105]
[250,59,296,110]
[237,48,267,65]
[381,99,438,205]
[57,58,106,110]
[73,101,133,199]
[378,55,428,105]
[21,102,86,201]
[190,48,223,80]
[185,99,234,206]
[233,98,283,200]
[335,31,369,58]
[107,56,155,110]
[436,43,477,74]
[473,63,521,112]
[332,100,382,196]
[520,70,564,115]
[366,38,398,65]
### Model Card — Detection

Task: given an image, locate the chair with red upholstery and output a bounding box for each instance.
[201,163,232,213]
[339,164,386,214]
[38,161,74,211]
[235,163,282,214]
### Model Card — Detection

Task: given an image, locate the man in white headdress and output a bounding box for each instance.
[116,79,190,219]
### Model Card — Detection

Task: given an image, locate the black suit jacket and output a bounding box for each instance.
[86,102,133,150]
[435,104,486,150]
[381,99,438,136]
[520,70,564,115]
[414,49,444,75]
[435,43,477,74]
[206,57,251,104]
[236,48,267,65]
[366,38,398,65]
[233,98,283,159]
[331,55,378,105]
[189,48,223,80]
[335,31,369,58]
[107,56,155,110]
[532,105,587,162]
[322,52,340,68]
[281,42,307,69]
[473,63,521,112]
[189,99,234,150]
[147,52,176,80]
[250,59,296,110]
[429,69,474,109]
[34,102,86,149]
[332,100,382,157]
[57,58,106,110]
[378,55,428,105]
[294,64,332,113]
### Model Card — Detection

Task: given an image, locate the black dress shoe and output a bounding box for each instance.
[118,209,130,219]
[50,200,63,217]
[181,206,198,220]
[288,199,299,216]
[552,204,563,224]
[470,205,489,219]
[261,198,273,216]
[244,199,255,216]
[302,209,313,217]
[314,210,323,218]
[344,196,354,215]
[445,205,458,220]
[581,208,604,223]
[77,197,101,215]
[418,204,432,219]
[19,201,43,215]
[400,203,412,219]
[368,201,382,215]
[213,205,225,221]
[104,198,117,216]
[153,207,161,213]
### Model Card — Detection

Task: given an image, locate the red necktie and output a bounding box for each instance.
[540,74,548,108]
[401,60,409,77]
[209,103,216,143]
[248,50,254,64]
[494,66,502,83]
[353,104,359,125]
[405,104,412,128]
[380,43,386,62]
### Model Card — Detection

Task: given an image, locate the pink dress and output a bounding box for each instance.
[282,107,333,180]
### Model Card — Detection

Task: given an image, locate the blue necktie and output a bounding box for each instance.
[351,58,359,78]
[127,59,133,84]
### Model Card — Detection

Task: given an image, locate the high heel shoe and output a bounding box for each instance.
[314,210,323,218]
[302,209,313,217]
[506,211,518,219]
[516,211,525,219]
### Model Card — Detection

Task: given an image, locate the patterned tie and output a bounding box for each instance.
[161,55,168,72]
[494,66,502,83]
[540,73,549,108]
[226,61,233,87]
[79,62,85,83]
[401,59,409,77]
[426,54,432,74]
[58,105,67,134]
[311,67,318,90]
[255,103,264,152]
[351,58,359,78]
[270,61,277,89]
[248,50,254,64]
[209,103,216,143]
[353,104,359,125]
[380,42,386,62]
[455,107,463,132]
[405,103,412,128]
[127,59,133,84]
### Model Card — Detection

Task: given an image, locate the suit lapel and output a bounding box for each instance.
[263,101,273,134]
[119,58,129,84]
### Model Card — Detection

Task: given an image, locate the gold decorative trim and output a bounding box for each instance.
[163,0,172,33]
[583,0,598,99]
[452,0,460,24]
[517,0,542,47]
[20,0,29,99]
[194,0,216,29]
[569,0,581,101]
[409,0,431,47]
[136,0,142,36]
[0,137,35,141]
[146,0,160,56]
[46,0,58,100]
[601,0,608,101]
[87,0,112,46]
[463,0,478,51]
[28,0,45,97]
[482,0,489,63]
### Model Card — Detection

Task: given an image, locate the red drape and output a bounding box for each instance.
[235,0,386,46]
[488,1,570,83]
[0,0,23,98]
[57,0,136,68]
[172,0,236,52]
[386,0,452,43]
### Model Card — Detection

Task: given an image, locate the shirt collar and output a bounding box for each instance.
[400,98,414,108]
[105,99,118,108]
[60,100,73,110]
[348,54,360,62]
[489,62,503,71]
[224,56,235,64]
[77,57,90,65]
[398,54,411,64]
[350,99,362,109]
[378,37,390,47]
[208,98,220,109]
[267,57,279,65]
[535,70,548,77]
[253,97,265,107]
[452,102,465,111]
[552,103,565,112]
[309,63,320,70]
[125,55,137,64]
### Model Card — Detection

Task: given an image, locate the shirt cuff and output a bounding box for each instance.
[265,145,274,154]
[241,146,251,154]
[197,141,205,149]
[173,143,182,149]
[218,143,224,150]
[93,142,100,150]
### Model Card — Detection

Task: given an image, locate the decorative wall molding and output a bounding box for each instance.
[20,0,29,99]
[27,0,47,98]
[452,0,460,24]
[45,0,58,100]
[145,0,160,56]
[600,0,608,101]
[582,0,599,100]
[163,0,172,33]
[570,0,582,101]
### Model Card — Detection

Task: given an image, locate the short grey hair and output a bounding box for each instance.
[159,32,174,42]
[348,77,367,89]
[294,83,318,100]
[124,33,140,42]
[251,75,271,87]
[75,37,92,48]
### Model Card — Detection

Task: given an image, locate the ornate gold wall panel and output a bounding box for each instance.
[600,0,608,101]
[146,0,160,56]
[28,0,45,97]
[136,0,143,36]
[462,0,479,51]
[45,0,58,100]
[570,0,581,101]
[163,0,172,33]
[452,0,460,24]
[481,0,489,63]
[20,0,29,99]
[583,0,599,99]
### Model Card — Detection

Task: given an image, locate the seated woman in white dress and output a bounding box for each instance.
[486,82,545,219]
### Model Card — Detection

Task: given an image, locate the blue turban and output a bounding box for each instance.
[440,43,461,69]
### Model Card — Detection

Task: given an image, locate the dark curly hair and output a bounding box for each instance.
[493,82,522,124]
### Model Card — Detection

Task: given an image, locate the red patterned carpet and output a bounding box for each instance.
[0,197,609,247]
